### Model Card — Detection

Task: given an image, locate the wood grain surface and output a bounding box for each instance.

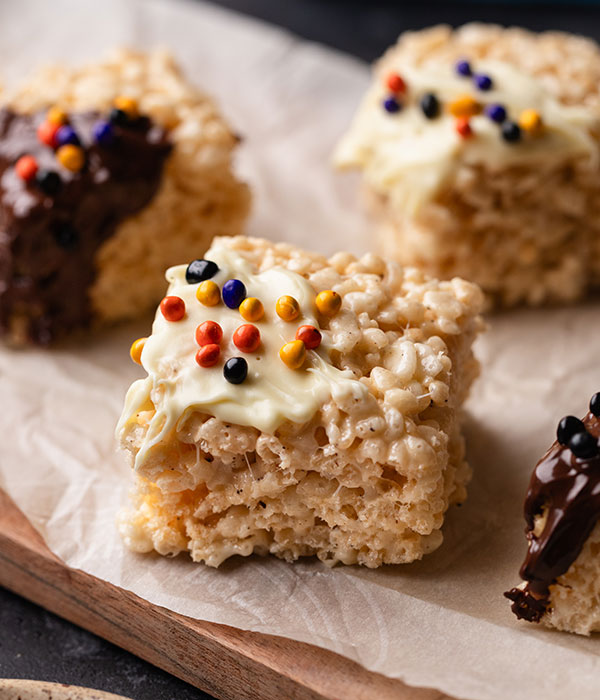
[0,490,452,700]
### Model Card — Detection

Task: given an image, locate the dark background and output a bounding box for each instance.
[2,2,599,699]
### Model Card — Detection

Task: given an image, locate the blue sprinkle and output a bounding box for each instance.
[455,60,472,77]
[474,74,493,91]
[485,103,506,123]
[93,121,115,147]
[383,96,401,114]
[222,279,247,309]
[56,125,80,147]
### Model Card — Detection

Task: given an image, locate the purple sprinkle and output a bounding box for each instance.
[222,279,247,309]
[56,125,80,147]
[383,96,401,114]
[456,60,472,77]
[485,103,506,123]
[93,121,115,147]
[474,74,493,91]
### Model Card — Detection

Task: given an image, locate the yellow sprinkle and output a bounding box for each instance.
[519,109,543,135]
[196,280,221,307]
[56,144,85,172]
[130,337,147,365]
[114,95,139,119]
[47,107,67,126]
[448,95,482,119]
[315,290,342,317]
[279,340,306,370]
[239,297,264,322]
[276,295,300,322]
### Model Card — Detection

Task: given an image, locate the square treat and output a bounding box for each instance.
[0,49,250,345]
[117,235,483,568]
[334,24,600,307]
[506,393,600,635]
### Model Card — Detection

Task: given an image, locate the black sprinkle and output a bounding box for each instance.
[186,259,219,284]
[420,92,440,119]
[569,431,598,459]
[557,415,585,445]
[36,170,62,196]
[501,121,521,143]
[53,223,79,250]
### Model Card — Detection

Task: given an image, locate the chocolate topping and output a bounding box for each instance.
[505,408,600,622]
[0,108,172,345]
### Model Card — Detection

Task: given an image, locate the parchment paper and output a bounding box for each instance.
[1,1,599,698]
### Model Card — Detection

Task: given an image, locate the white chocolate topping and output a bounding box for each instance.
[117,240,367,470]
[334,59,598,214]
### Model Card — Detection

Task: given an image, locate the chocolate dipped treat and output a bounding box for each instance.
[506,393,600,634]
[0,49,250,345]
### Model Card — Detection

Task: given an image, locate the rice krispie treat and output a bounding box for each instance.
[334,24,600,307]
[116,235,483,568]
[506,393,600,634]
[0,49,250,345]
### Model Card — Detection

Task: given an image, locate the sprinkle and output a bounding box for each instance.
[56,144,85,172]
[160,295,185,322]
[557,415,585,445]
[569,431,598,459]
[239,297,264,322]
[54,223,78,250]
[455,118,473,139]
[591,392,600,417]
[448,95,481,119]
[35,170,62,196]
[279,340,306,370]
[46,107,68,126]
[501,121,521,143]
[420,93,440,119]
[222,279,247,309]
[485,103,506,123]
[276,295,300,322]
[186,259,219,284]
[129,337,146,365]
[93,121,115,147]
[15,155,38,182]
[224,357,248,384]
[385,72,406,94]
[56,125,80,147]
[455,60,472,77]
[519,109,543,135]
[114,96,139,119]
[37,121,60,148]
[233,324,261,353]
[383,97,401,114]
[196,344,220,368]
[474,74,493,91]
[295,325,322,350]
[196,280,221,307]
[315,290,342,317]
[195,320,223,346]
[109,108,129,126]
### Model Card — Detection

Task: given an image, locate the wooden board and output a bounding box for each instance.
[0,490,452,700]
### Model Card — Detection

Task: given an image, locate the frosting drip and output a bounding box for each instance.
[505,411,600,622]
[117,241,368,469]
[334,59,598,214]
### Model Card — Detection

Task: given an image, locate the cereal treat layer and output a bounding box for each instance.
[506,393,600,634]
[117,236,483,568]
[335,24,600,307]
[0,49,250,344]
